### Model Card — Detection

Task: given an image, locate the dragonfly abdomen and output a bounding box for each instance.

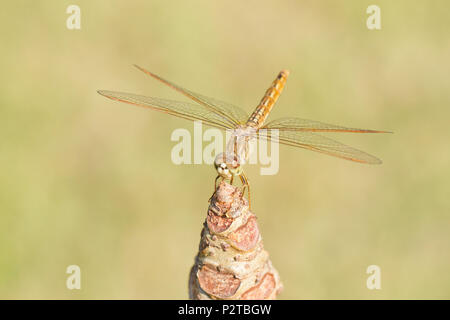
[246,70,289,128]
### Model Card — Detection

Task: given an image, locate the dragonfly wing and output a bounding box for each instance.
[263,117,390,133]
[257,129,382,164]
[98,90,235,130]
[134,65,249,127]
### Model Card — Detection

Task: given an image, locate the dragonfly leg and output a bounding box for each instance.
[230,175,234,186]
[209,175,222,203]
[214,175,222,192]
[239,172,251,209]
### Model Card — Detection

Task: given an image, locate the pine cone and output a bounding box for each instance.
[189,181,283,300]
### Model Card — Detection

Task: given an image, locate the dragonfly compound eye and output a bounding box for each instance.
[214,152,241,179]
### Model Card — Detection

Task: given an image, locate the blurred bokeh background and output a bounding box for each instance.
[0,0,449,299]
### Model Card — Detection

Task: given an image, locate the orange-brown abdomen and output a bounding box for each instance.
[246,70,289,128]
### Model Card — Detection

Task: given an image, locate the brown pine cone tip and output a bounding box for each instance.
[189,181,283,300]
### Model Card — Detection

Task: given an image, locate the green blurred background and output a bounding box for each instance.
[0,1,449,299]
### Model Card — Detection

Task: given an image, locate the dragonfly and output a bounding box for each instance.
[98,65,389,207]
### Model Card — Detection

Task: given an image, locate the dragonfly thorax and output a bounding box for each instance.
[226,126,257,164]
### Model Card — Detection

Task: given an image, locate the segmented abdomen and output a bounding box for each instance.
[246,69,289,128]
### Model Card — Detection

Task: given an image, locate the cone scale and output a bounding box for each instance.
[189,181,282,300]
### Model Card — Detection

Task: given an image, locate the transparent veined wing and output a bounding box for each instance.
[134,65,249,127]
[97,90,236,130]
[257,129,383,164]
[263,117,391,133]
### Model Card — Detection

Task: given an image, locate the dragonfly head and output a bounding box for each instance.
[214,152,242,179]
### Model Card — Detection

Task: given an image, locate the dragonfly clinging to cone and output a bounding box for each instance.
[98,65,390,207]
